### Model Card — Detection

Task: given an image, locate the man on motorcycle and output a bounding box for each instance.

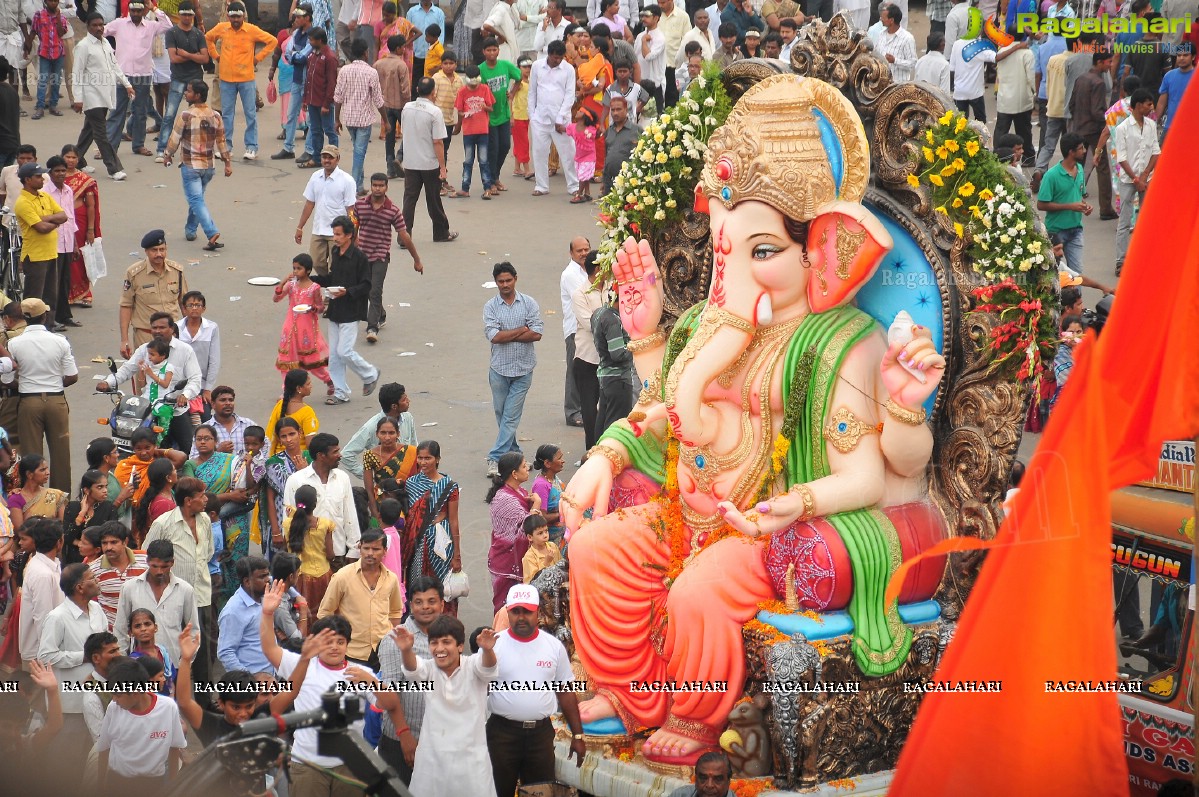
[97,311,202,453]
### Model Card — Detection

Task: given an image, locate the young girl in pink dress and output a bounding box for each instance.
[570,107,599,203]
[274,253,334,393]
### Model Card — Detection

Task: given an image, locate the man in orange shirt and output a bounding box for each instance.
[205,1,276,161]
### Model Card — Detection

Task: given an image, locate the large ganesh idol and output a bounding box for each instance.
[560,73,949,767]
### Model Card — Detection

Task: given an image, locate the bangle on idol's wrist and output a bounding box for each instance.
[789,483,816,520]
[588,443,626,475]
[885,399,927,426]
[627,330,665,354]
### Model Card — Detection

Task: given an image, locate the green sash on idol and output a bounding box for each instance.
[601,302,911,677]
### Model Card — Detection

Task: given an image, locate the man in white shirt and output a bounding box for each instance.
[336,0,363,60]
[558,237,590,427]
[656,0,691,107]
[676,9,717,67]
[114,538,200,665]
[874,3,916,83]
[8,297,78,492]
[18,520,64,666]
[284,433,362,564]
[1112,88,1159,275]
[514,0,544,58]
[915,31,951,95]
[37,563,106,787]
[96,309,202,453]
[71,12,130,180]
[483,0,522,65]
[635,5,667,113]
[400,78,455,242]
[529,41,579,199]
[949,33,997,121]
[487,584,587,797]
[143,477,216,684]
[533,0,571,58]
[295,146,357,275]
[943,0,970,68]
[994,38,1035,166]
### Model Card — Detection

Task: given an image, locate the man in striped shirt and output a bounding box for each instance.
[88,521,149,632]
[334,38,384,194]
[353,174,423,343]
[163,79,233,251]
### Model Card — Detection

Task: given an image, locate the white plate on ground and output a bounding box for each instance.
[247,276,281,286]
[293,304,312,313]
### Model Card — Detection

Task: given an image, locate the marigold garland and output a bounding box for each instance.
[910,110,1058,381]
[730,778,775,797]
[828,777,860,790]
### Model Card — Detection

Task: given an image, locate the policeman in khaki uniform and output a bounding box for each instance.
[120,229,189,359]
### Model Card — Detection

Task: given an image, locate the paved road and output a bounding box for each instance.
[23,98,597,635]
[16,57,1120,630]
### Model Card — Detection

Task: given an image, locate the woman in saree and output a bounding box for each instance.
[61,144,98,307]
[484,451,539,614]
[191,425,250,603]
[362,416,418,524]
[265,369,320,457]
[263,417,312,556]
[376,2,417,75]
[530,443,566,545]
[7,456,68,530]
[401,441,462,616]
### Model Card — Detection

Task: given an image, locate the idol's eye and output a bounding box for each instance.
[751,243,784,260]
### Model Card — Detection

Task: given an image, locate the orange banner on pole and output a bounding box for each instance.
[889,89,1199,795]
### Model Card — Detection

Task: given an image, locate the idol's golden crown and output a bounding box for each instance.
[701,74,870,222]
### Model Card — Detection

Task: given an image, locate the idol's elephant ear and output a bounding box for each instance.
[805,201,894,314]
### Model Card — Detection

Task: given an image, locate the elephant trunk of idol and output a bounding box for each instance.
[665,300,765,448]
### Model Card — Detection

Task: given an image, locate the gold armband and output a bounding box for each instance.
[627,331,666,354]
[789,483,816,521]
[885,399,927,426]
[588,443,627,475]
[823,406,882,453]
[705,307,755,335]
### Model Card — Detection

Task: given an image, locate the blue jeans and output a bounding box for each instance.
[327,320,378,400]
[36,55,63,109]
[487,120,512,183]
[1055,226,1084,275]
[487,369,532,462]
[156,80,188,155]
[283,75,305,152]
[305,104,338,158]
[107,75,153,151]
[219,79,259,150]
[461,133,491,193]
[181,165,218,240]
[347,125,371,191]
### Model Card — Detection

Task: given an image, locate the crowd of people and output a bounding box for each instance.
[0,0,1188,794]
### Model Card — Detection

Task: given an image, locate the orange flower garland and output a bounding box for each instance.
[730,778,775,796]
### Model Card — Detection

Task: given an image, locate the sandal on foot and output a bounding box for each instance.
[570,193,589,204]
[325,395,350,405]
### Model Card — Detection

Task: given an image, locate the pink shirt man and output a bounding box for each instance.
[104,9,172,77]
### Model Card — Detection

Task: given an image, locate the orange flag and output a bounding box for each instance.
[888,91,1199,794]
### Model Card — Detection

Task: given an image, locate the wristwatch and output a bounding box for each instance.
[572,733,585,740]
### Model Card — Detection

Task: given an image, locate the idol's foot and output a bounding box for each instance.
[642,723,719,765]
[579,694,618,724]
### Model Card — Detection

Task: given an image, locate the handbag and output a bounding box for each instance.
[80,238,107,283]
[443,569,470,600]
[266,78,278,104]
